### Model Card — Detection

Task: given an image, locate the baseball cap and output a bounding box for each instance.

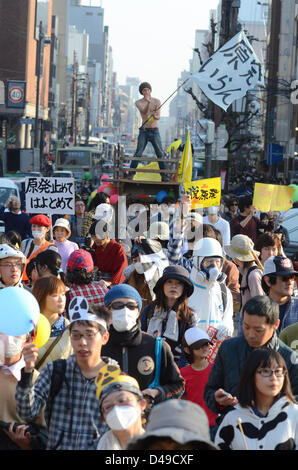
[184,326,213,349]
[263,256,298,277]
[67,249,94,273]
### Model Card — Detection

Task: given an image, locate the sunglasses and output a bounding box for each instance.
[110,301,139,310]
[280,275,296,282]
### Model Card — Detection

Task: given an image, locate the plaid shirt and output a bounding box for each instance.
[68,282,108,307]
[15,355,114,450]
[167,220,193,273]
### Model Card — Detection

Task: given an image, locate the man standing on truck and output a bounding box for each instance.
[129,82,168,182]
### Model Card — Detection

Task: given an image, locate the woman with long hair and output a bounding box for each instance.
[32,276,72,370]
[140,265,196,366]
[215,349,298,450]
[26,249,65,288]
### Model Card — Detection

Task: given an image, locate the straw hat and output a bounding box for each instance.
[224,234,260,262]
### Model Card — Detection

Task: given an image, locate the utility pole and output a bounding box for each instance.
[71,51,78,146]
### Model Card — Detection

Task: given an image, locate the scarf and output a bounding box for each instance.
[138,250,169,300]
[147,306,179,342]
[108,324,143,347]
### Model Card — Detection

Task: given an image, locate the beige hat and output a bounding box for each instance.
[144,221,169,240]
[53,218,71,236]
[127,399,218,450]
[224,234,260,262]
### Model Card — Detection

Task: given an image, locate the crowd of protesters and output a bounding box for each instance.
[0,179,298,453]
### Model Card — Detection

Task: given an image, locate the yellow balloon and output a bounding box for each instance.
[35,314,51,349]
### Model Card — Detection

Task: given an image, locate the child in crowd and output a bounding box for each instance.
[53,218,79,272]
[181,327,218,433]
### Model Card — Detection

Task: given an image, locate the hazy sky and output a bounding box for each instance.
[82,0,220,116]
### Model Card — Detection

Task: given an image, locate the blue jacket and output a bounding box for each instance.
[0,207,32,240]
[279,297,298,332]
[204,332,298,414]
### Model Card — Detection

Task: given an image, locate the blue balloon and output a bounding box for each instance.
[0,287,40,336]
[156,190,168,204]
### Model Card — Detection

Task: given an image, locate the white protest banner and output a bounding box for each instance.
[191,30,264,111]
[25,177,75,215]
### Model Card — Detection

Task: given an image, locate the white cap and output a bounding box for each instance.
[144,221,170,240]
[184,327,213,348]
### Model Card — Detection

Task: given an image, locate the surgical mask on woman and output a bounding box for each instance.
[112,308,139,332]
[105,405,140,431]
[32,230,44,240]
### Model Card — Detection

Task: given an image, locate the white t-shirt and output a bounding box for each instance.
[203,215,231,248]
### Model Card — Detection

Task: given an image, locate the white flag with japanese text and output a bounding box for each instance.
[192,30,264,111]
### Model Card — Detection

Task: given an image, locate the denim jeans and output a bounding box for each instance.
[130,128,166,171]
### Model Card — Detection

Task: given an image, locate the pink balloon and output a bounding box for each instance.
[110,194,119,205]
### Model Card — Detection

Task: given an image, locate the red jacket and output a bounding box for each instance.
[92,239,128,285]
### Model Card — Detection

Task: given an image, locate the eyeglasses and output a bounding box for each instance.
[70,331,100,341]
[256,368,286,378]
[230,203,238,206]
[110,301,139,310]
[0,262,23,270]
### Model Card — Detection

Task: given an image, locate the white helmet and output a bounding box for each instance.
[193,237,223,271]
[0,244,26,262]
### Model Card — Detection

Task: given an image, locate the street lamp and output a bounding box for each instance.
[34,20,51,171]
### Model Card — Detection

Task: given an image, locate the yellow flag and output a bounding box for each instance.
[253,183,294,212]
[177,131,192,183]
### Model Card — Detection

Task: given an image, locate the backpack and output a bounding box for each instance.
[47,359,67,423]
[239,265,258,296]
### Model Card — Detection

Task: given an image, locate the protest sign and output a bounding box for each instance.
[25,177,75,215]
[183,177,221,209]
[192,30,264,111]
[253,183,295,212]
[206,326,231,365]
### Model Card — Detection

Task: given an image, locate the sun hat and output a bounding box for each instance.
[104,284,143,311]
[224,234,260,262]
[263,256,298,277]
[53,218,71,236]
[184,326,213,349]
[153,265,194,297]
[127,399,218,450]
[67,249,94,273]
[30,214,51,227]
[144,221,169,241]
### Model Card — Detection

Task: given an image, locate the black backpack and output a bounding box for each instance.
[47,359,67,423]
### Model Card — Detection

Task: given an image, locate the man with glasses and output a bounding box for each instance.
[16,302,117,450]
[204,296,298,416]
[0,244,26,288]
[262,256,298,334]
[102,284,185,406]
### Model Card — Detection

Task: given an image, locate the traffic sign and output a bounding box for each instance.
[7,81,26,108]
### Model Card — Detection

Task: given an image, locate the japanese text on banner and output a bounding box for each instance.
[25,177,75,215]
[183,177,221,209]
[191,30,264,111]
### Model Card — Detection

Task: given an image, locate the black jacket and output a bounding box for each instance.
[102,326,185,403]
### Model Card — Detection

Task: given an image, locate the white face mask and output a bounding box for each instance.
[207,206,218,215]
[105,405,140,431]
[134,262,145,275]
[208,265,222,282]
[32,230,44,239]
[0,335,24,362]
[112,308,139,332]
